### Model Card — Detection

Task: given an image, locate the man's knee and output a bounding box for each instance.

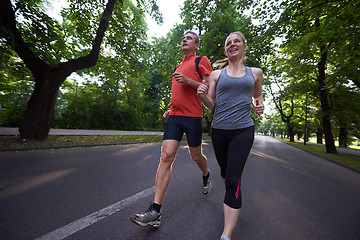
[161,149,176,163]
[160,140,178,164]
[189,147,206,162]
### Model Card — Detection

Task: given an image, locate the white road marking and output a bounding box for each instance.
[34,186,155,240]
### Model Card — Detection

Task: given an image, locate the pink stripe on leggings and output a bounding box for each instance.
[235,178,241,199]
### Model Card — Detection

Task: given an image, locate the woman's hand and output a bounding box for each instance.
[253,99,264,115]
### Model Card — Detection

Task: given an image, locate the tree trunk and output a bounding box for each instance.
[338,126,348,148]
[288,124,294,142]
[19,69,65,139]
[317,58,337,153]
[316,127,323,144]
[315,18,337,154]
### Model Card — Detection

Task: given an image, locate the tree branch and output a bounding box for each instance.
[61,0,118,75]
[0,0,48,79]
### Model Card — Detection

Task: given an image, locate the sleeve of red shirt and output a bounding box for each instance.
[198,56,213,79]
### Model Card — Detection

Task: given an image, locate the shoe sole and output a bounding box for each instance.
[130,215,161,228]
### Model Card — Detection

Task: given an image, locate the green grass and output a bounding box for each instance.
[275,138,360,169]
[50,135,165,144]
[0,134,211,151]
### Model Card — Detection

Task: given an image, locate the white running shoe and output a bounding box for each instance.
[131,204,161,227]
[202,170,212,194]
[220,235,231,240]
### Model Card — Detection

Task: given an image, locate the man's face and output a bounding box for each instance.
[182,33,199,53]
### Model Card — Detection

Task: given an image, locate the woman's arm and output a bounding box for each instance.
[197,70,220,109]
[252,67,264,115]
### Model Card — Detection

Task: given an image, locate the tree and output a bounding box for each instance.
[257,113,286,137]
[271,89,295,141]
[250,0,360,153]
[331,85,360,147]
[0,0,161,139]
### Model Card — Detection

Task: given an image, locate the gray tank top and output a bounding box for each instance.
[212,67,255,130]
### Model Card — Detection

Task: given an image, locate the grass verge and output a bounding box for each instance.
[0,135,211,151]
[275,138,360,169]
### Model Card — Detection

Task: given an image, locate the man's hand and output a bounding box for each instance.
[197,80,208,99]
[173,72,188,84]
[163,110,170,118]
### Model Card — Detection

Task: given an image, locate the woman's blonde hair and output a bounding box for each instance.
[213,32,247,69]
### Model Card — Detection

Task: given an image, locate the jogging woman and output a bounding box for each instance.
[197,31,264,240]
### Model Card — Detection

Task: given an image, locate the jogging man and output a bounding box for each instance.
[131,31,213,227]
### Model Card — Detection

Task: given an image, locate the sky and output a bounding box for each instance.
[145,0,184,37]
[50,0,183,38]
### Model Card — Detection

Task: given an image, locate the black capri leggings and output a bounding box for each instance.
[211,126,254,209]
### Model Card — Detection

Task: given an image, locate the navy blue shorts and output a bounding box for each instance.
[163,115,203,147]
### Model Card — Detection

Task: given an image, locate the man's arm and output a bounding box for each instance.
[172,72,210,89]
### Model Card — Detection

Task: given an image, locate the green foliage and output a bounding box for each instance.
[12,0,71,65]
[330,85,360,139]
[1,0,271,131]
[257,113,286,136]
[0,44,34,126]
[52,80,139,130]
[257,0,360,144]
[2,0,359,143]
[180,0,271,67]
[1,0,164,131]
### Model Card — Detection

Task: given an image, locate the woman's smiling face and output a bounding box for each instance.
[224,33,247,58]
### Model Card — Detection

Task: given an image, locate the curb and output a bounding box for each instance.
[0,138,212,152]
[278,139,360,174]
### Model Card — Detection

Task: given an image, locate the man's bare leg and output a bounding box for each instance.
[189,144,211,194]
[154,139,180,205]
[131,139,179,227]
[189,144,209,176]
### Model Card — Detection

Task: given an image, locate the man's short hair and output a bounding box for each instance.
[185,30,200,44]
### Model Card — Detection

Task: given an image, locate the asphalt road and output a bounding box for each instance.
[0,135,359,240]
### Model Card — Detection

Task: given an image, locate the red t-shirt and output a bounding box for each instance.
[170,55,213,118]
